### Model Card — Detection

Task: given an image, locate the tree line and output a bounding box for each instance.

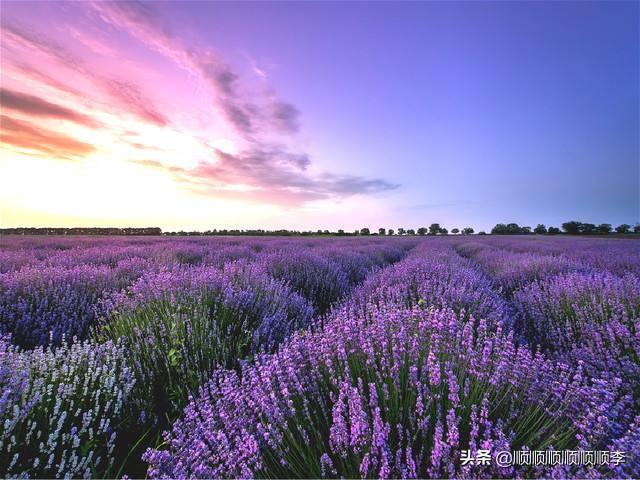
[152,223,477,236]
[0,227,163,236]
[491,221,640,235]
[358,224,477,236]
[1,221,638,236]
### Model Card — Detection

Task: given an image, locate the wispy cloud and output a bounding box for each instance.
[90,1,264,137]
[102,79,168,126]
[0,23,168,127]
[0,88,101,128]
[135,147,398,206]
[1,115,95,159]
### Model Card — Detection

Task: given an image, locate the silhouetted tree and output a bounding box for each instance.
[478,231,487,235]
[596,224,612,234]
[491,223,507,234]
[398,228,405,236]
[417,227,428,236]
[462,227,474,235]
[440,227,448,234]
[506,223,521,234]
[534,224,547,235]
[548,226,561,235]
[378,228,386,236]
[360,228,370,235]
[492,223,530,235]
[634,224,640,233]
[429,223,441,235]
[562,221,583,235]
[616,224,631,234]
[407,229,416,235]
[451,228,460,234]
[582,223,596,234]
[388,229,395,236]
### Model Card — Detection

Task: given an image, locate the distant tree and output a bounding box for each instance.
[616,224,631,234]
[596,224,612,234]
[354,229,360,235]
[506,223,521,234]
[360,227,370,235]
[398,228,405,236]
[417,227,428,236]
[492,223,527,235]
[337,229,345,236]
[378,227,386,236]
[562,221,583,235]
[462,227,474,235]
[388,229,395,236]
[634,224,640,233]
[547,226,561,235]
[440,228,448,234]
[478,231,487,235]
[407,229,416,235]
[429,223,441,235]
[534,224,547,235]
[582,223,596,234]
[491,223,507,234]
[451,228,460,234]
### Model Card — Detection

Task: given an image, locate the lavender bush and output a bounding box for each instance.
[0,336,135,478]
[349,245,509,328]
[0,265,128,347]
[454,242,585,293]
[513,271,640,396]
[100,262,314,423]
[257,250,352,314]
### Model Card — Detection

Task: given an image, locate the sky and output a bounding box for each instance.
[0,1,638,232]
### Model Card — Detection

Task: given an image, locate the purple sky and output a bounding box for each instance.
[0,1,638,231]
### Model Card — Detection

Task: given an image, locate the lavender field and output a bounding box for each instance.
[1,235,639,479]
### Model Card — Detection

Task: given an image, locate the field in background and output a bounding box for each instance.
[1,235,638,478]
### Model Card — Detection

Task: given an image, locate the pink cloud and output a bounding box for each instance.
[0,23,168,127]
[1,115,95,159]
[0,88,101,128]
[89,1,299,138]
